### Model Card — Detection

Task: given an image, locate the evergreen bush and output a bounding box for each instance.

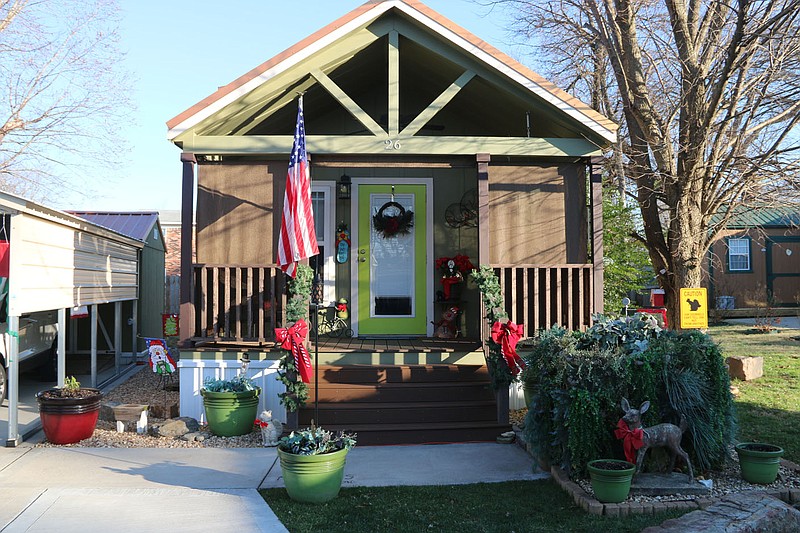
[522,314,736,476]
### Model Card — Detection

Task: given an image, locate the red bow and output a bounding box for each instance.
[490,321,526,375]
[614,419,644,463]
[275,319,313,384]
[336,303,347,312]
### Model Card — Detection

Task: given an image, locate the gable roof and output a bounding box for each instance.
[167,0,616,147]
[69,211,162,243]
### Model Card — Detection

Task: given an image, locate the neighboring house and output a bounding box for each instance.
[69,212,166,349]
[708,207,800,309]
[166,0,616,443]
[158,209,194,314]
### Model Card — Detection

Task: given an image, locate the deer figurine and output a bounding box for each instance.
[620,398,694,481]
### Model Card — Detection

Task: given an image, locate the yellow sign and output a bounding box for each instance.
[680,288,708,329]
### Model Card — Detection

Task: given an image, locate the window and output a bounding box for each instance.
[309,184,335,304]
[727,238,751,272]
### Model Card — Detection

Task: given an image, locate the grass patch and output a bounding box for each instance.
[707,324,800,463]
[261,480,686,533]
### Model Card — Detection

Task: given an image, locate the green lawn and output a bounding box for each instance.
[261,480,685,533]
[707,323,800,463]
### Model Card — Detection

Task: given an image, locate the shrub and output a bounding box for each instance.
[202,375,256,393]
[523,315,736,476]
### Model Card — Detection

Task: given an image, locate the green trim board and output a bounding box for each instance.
[179,135,603,157]
[357,184,428,335]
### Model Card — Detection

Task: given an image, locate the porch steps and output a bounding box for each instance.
[299,364,511,445]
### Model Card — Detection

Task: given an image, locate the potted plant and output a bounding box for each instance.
[36,376,103,445]
[735,442,784,484]
[201,375,261,437]
[277,424,357,503]
[587,459,636,503]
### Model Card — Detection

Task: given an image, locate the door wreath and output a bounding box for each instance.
[373,201,414,238]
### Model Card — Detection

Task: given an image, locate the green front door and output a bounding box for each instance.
[357,184,427,335]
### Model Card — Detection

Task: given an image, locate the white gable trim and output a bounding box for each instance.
[169,0,615,143]
[167,3,397,140]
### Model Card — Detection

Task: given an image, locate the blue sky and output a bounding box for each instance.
[63,0,518,212]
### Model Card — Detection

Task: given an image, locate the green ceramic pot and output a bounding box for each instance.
[277,447,349,503]
[735,442,784,484]
[201,387,260,437]
[522,382,533,409]
[587,459,636,503]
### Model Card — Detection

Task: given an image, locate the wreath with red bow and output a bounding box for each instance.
[373,201,414,238]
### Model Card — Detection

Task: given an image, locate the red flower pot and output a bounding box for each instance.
[36,388,103,444]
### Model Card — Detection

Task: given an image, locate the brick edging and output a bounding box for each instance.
[514,426,800,516]
[548,464,800,516]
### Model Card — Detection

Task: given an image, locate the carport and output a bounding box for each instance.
[0,192,144,446]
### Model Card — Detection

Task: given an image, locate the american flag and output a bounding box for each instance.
[277,96,319,277]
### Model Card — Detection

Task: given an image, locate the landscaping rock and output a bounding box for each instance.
[180,432,206,442]
[99,401,121,422]
[642,492,800,532]
[149,403,179,419]
[727,355,764,381]
[151,417,199,438]
[631,473,712,496]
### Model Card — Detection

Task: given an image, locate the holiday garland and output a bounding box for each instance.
[277,264,312,412]
[373,201,414,237]
[470,265,515,390]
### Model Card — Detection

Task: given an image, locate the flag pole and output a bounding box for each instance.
[312,269,321,425]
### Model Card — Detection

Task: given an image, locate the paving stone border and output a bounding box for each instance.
[514,426,800,516]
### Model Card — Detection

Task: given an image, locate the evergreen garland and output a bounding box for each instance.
[470,265,513,390]
[277,264,313,412]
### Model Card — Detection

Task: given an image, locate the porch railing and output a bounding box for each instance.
[189,263,594,343]
[192,264,287,342]
[491,264,594,335]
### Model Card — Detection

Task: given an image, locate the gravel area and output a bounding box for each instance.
[34,365,264,449]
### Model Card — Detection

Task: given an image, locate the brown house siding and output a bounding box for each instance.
[196,162,283,265]
[488,163,587,264]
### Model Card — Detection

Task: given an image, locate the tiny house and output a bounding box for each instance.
[167,0,616,443]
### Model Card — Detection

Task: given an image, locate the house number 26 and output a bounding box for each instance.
[384,139,402,150]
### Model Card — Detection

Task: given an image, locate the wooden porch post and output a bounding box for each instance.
[179,152,196,348]
[476,154,508,425]
[477,153,491,267]
[590,157,604,315]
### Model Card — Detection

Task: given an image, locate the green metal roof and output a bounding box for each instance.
[712,206,800,228]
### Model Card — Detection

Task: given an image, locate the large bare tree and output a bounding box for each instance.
[485,0,800,326]
[0,0,131,202]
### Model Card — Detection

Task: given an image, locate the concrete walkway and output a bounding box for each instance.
[0,441,545,532]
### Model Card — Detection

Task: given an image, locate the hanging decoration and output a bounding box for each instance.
[373,186,414,238]
[335,223,350,263]
[435,254,475,300]
[444,188,478,228]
